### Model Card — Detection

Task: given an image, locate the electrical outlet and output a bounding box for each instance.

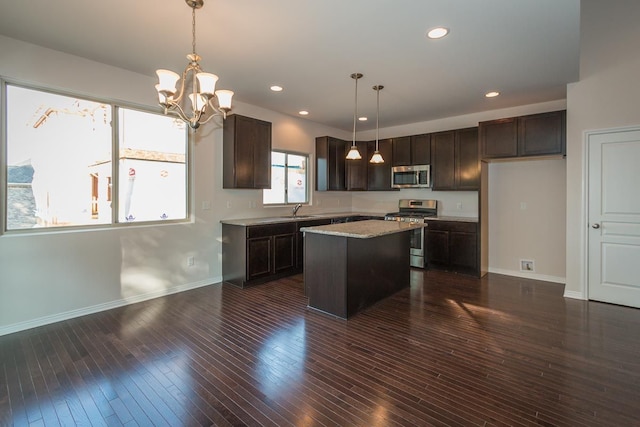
[520,259,534,272]
[456,202,462,210]
[226,201,232,208]
[520,202,527,210]
[202,200,211,210]
[187,256,195,267]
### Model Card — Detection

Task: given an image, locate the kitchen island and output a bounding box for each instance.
[301,220,422,319]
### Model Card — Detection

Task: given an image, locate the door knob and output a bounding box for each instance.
[592,223,600,229]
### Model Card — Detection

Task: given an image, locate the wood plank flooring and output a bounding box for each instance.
[1,270,639,426]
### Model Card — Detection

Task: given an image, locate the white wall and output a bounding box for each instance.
[488,159,566,282]
[565,0,640,298]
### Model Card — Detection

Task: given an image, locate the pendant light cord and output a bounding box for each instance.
[352,76,358,145]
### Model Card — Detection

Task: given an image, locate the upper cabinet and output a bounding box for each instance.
[479,110,566,160]
[316,136,347,191]
[392,135,431,166]
[367,138,396,191]
[345,141,369,191]
[223,114,272,189]
[431,127,479,191]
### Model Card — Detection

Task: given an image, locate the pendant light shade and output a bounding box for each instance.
[346,73,363,160]
[370,85,385,164]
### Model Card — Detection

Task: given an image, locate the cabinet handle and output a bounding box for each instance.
[591,223,600,229]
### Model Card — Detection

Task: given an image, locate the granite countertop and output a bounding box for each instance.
[300,219,425,239]
[220,212,385,226]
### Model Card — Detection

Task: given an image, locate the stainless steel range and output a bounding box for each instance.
[385,199,438,268]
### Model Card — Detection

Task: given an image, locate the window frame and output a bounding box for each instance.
[263,149,310,206]
[1,78,192,235]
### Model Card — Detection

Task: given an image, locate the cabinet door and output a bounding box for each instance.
[450,231,478,273]
[455,127,479,190]
[425,229,449,267]
[411,134,431,165]
[315,137,346,191]
[247,236,272,280]
[479,117,518,159]
[518,110,566,157]
[431,131,456,190]
[346,141,368,190]
[253,119,272,188]
[223,114,272,189]
[392,136,411,166]
[273,233,296,273]
[367,139,394,190]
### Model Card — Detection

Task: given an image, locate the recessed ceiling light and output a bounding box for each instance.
[270,85,283,92]
[427,27,449,39]
[359,116,368,122]
[299,110,309,116]
[485,91,500,98]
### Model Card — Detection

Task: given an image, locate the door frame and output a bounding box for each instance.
[582,125,640,301]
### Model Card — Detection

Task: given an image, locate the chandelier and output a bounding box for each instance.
[155,0,233,130]
[346,73,363,160]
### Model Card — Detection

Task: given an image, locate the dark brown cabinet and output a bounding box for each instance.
[391,136,412,166]
[223,114,272,189]
[345,141,368,191]
[425,220,478,276]
[480,110,566,159]
[367,138,395,190]
[222,222,297,287]
[392,135,431,166]
[295,218,331,271]
[316,136,347,191]
[411,134,432,165]
[431,127,479,191]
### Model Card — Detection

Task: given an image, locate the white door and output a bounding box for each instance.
[588,127,640,308]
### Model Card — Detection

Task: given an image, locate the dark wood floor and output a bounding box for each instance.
[2,270,640,426]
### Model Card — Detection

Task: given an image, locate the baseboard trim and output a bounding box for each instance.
[488,268,566,284]
[563,290,586,300]
[0,276,222,337]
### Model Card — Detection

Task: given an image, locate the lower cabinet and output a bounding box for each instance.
[223,215,383,287]
[223,222,297,287]
[425,220,479,276]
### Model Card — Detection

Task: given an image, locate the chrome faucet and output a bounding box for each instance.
[292,203,302,217]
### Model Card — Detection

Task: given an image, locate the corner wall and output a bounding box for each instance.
[565,0,640,298]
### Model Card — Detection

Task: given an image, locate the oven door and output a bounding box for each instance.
[409,225,425,268]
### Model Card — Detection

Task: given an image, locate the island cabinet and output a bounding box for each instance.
[425,220,479,276]
[223,114,272,189]
[302,220,413,319]
[431,127,479,191]
[295,218,331,271]
[479,110,566,159]
[316,136,347,191]
[222,222,297,287]
[367,138,396,190]
[392,134,431,166]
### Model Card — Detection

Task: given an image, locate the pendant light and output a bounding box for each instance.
[370,85,385,164]
[346,73,363,160]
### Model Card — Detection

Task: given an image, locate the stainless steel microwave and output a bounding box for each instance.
[391,165,431,188]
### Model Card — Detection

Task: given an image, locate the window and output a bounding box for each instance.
[3,82,189,231]
[263,151,308,205]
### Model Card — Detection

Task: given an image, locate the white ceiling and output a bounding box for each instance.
[0,0,580,132]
